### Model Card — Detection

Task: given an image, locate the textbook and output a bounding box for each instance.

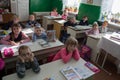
[60,66,82,80]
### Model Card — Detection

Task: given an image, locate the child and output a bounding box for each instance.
[1,23,30,46]
[32,26,47,42]
[99,21,108,33]
[16,45,40,78]
[64,17,77,28]
[50,8,58,16]
[61,9,68,20]
[79,16,89,26]
[53,37,80,63]
[2,15,25,30]
[86,22,99,35]
[26,14,41,28]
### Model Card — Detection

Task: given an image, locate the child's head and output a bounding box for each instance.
[83,16,88,21]
[92,22,99,30]
[29,14,35,21]
[12,15,20,23]
[11,23,22,35]
[65,37,78,52]
[102,21,108,27]
[34,26,43,36]
[69,17,76,23]
[53,8,57,12]
[18,45,32,61]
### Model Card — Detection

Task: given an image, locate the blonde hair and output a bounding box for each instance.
[18,45,32,55]
[65,37,78,47]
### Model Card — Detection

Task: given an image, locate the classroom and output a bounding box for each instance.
[0,0,120,80]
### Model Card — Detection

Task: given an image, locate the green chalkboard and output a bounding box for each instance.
[29,0,52,14]
[77,3,101,24]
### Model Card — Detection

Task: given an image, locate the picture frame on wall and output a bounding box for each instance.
[87,0,93,4]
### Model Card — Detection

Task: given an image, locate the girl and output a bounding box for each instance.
[26,14,41,28]
[16,45,40,78]
[86,22,99,35]
[100,21,108,33]
[61,9,68,20]
[1,23,30,46]
[50,8,58,16]
[53,37,80,63]
[32,26,47,42]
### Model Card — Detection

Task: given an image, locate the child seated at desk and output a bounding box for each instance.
[61,9,68,20]
[26,14,41,28]
[2,15,25,30]
[79,16,89,26]
[50,8,58,16]
[16,45,40,78]
[86,22,99,35]
[99,21,108,33]
[64,17,77,27]
[1,23,30,46]
[32,26,47,42]
[53,37,80,63]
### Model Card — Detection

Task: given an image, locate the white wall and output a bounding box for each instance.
[81,0,102,6]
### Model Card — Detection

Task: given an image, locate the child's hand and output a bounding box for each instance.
[18,56,25,63]
[10,41,20,46]
[29,53,34,62]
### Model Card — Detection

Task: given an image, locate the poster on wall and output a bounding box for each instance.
[87,0,93,4]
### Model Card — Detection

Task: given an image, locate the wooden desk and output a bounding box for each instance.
[67,26,91,38]
[0,40,64,72]
[42,16,62,30]
[2,58,95,80]
[53,20,66,39]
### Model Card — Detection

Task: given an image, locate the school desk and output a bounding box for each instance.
[42,16,62,30]
[53,20,66,39]
[67,25,91,38]
[0,39,64,73]
[2,58,96,80]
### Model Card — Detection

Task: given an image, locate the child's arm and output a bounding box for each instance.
[72,48,80,61]
[0,35,11,45]
[21,32,31,43]
[16,60,26,78]
[60,48,73,63]
[31,57,40,73]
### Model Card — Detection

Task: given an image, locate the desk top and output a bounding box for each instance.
[2,58,95,80]
[54,20,66,24]
[44,16,62,20]
[68,25,91,31]
[0,39,64,59]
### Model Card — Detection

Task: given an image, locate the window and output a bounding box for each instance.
[101,0,120,22]
[62,0,81,14]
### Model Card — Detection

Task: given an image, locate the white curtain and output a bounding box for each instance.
[111,0,120,14]
[62,0,81,11]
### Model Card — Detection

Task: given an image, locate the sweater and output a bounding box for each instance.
[53,48,80,63]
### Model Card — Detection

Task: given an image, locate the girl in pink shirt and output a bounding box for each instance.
[53,37,80,63]
[50,8,58,16]
[62,10,68,20]
[1,23,30,46]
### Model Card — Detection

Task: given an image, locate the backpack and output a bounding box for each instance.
[79,45,91,61]
[3,48,14,57]
[0,58,5,70]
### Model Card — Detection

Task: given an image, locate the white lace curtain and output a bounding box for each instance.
[62,0,81,10]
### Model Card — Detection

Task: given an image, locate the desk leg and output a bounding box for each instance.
[95,50,112,75]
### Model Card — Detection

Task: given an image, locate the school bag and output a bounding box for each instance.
[79,45,91,61]
[0,58,5,70]
[3,48,14,57]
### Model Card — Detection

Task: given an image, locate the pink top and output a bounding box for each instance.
[53,48,80,63]
[86,29,99,35]
[61,14,68,20]
[1,32,30,45]
[50,11,58,16]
